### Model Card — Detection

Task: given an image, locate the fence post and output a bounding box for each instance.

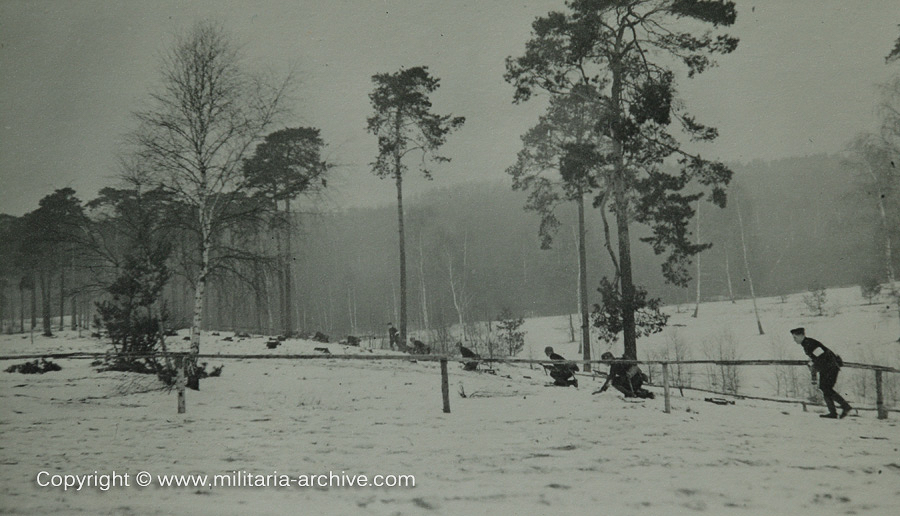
[441,358,450,414]
[875,370,887,420]
[662,362,671,414]
[176,356,186,414]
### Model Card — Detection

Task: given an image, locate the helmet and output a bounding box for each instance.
[601,352,614,360]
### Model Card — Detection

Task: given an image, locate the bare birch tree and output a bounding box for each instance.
[130,21,292,386]
[736,196,764,335]
[847,76,900,339]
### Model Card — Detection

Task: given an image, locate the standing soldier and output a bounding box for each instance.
[388,323,399,350]
[791,328,852,419]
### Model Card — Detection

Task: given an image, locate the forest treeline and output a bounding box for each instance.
[277,153,891,338]
[0,153,890,340]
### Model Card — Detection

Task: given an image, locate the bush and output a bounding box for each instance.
[701,330,740,395]
[803,283,827,316]
[860,278,882,305]
[667,331,693,388]
[5,359,61,374]
[94,243,177,385]
[769,338,805,398]
[496,308,526,357]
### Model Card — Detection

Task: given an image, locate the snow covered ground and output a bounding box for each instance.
[1,286,898,515]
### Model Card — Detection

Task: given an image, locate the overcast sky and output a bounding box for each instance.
[1,0,897,216]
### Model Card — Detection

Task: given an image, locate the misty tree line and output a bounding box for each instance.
[1,5,898,386]
[1,152,893,338]
[261,154,897,340]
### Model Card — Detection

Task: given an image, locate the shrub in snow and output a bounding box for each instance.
[860,279,882,305]
[5,359,61,374]
[92,244,225,386]
[701,330,741,395]
[94,248,173,382]
[770,338,805,398]
[495,308,526,357]
[803,283,827,316]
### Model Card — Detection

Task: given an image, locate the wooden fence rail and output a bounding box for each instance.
[1,352,896,418]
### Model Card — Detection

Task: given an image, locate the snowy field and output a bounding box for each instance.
[1,286,899,515]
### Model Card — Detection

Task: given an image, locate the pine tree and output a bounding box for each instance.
[367,66,465,349]
[506,0,738,358]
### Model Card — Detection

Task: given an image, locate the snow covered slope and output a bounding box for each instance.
[1,287,898,515]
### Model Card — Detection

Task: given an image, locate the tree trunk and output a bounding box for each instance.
[230,279,238,334]
[724,243,736,303]
[272,203,286,335]
[347,285,358,335]
[577,191,591,372]
[189,218,211,389]
[736,197,764,335]
[417,237,429,337]
[30,273,37,330]
[569,313,576,343]
[447,242,469,341]
[448,253,460,326]
[20,285,25,333]
[693,200,701,318]
[189,267,207,388]
[40,270,52,337]
[252,233,265,334]
[59,267,65,331]
[867,163,899,339]
[391,280,398,333]
[610,56,637,360]
[614,188,637,358]
[71,294,77,330]
[395,169,408,349]
[265,267,275,334]
[283,200,294,336]
[0,283,5,334]
[254,277,264,334]
[572,227,580,349]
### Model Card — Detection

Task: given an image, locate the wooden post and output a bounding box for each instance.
[177,356,186,414]
[662,362,671,414]
[875,370,887,420]
[441,358,450,414]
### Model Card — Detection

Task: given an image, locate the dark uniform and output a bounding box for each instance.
[459,344,480,371]
[544,347,578,387]
[388,324,399,350]
[793,328,851,419]
[596,352,654,398]
[410,338,429,354]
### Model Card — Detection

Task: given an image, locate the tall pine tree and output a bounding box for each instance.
[506,0,738,359]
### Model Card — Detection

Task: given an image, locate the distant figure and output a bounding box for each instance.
[458,342,480,371]
[543,346,578,387]
[388,323,399,350]
[791,328,851,419]
[594,352,654,398]
[410,337,429,354]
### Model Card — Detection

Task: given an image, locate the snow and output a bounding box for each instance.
[1,286,899,515]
